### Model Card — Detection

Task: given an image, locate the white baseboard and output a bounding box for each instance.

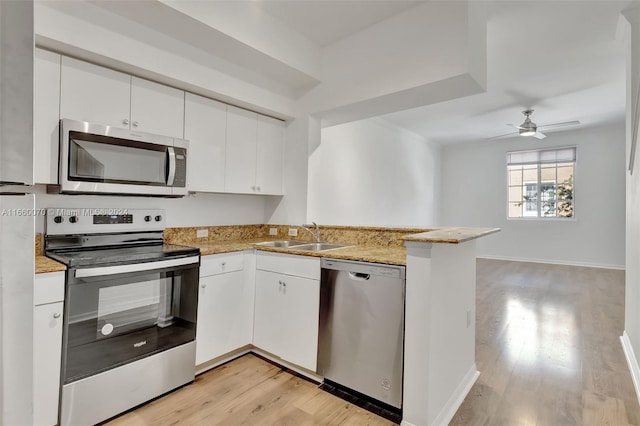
[401,365,479,426]
[621,331,640,407]
[430,365,480,426]
[478,255,624,270]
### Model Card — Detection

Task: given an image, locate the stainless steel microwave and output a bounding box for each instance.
[54,119,188,197]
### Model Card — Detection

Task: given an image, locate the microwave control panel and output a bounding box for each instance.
[173,147,187,188]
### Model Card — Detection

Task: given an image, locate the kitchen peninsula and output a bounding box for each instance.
[35,223,498,426]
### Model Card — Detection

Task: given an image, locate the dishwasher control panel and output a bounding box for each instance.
[321,258,405,279]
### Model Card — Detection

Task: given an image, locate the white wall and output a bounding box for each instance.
[440,122,626,268]
[307,118,441,227]
[33,186,266,233]
[623,5,640,399]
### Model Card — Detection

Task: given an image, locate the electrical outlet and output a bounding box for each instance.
[196,229,209,238]
[466,310,472,328]
[269,227,278,236]
[288,228,298,237]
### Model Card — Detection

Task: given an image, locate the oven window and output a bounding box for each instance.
[63,267,198,384]
[69,138,166,185]
[97,278,172,338]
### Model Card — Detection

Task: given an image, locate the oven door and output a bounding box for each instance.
[61,255,199,384]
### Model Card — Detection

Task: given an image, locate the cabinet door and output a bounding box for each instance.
[254,270,320,371]
[184,93,226,193]
[130,77,185,138]
[225,106,257,194]
[34,49,61,185]
[196,270,252,365]
[60,56,131,129]
[33,302,64,426]
[256,115,284,195]
[253,270,286,357]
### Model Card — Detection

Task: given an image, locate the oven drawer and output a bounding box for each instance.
[200,252,244,277]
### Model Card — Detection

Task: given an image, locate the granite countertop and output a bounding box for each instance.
[401,227,500,244]
[36,255,66,274]
[255,244,406,266]
[35,226,500,274]
[186,237,406,265]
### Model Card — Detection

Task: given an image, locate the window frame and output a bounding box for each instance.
[506,146,577,221]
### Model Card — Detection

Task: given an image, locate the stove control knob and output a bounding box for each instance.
[144,215,151,222]
[68,216,78,224]
[155,215,162,222]
[53,216,63,224]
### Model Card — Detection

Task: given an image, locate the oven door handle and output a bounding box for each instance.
[74,255,199,278]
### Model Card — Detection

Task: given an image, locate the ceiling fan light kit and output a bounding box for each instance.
[518,109,537,136]
[486,109,580,140]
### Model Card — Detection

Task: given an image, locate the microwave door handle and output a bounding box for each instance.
[166,147,176,186]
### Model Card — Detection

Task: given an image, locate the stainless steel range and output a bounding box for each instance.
[45,208,200,426]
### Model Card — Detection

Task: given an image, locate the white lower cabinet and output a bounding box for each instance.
[33,271,65,426]
[196,252,253,366]
[253,253,320,371]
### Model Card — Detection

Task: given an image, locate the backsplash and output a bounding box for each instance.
[165,224,433,247]
[38,225,434,254]
[164,224,268,245]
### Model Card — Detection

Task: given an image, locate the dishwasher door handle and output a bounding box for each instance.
[348,271,370,281]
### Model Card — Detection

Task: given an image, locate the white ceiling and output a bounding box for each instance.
[259,0,423,47]
[381,1,630,144]
[256,0,632,144]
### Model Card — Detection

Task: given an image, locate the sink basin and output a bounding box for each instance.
[288,242,350,252]
[254,240,313,248]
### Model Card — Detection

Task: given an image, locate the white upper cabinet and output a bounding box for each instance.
[60,57,185,138]
[34,48,61,184]
[225,106,284,195]
[256,115,284,195]
[225,106,258,194]
[60,56,131,130]
[130,77,184,138]
[184,93,227,193]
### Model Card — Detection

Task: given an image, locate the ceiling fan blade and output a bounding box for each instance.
[486,131,518,140]
[537,120,580,130]
[532,131,547,139]
[507,123,525,130]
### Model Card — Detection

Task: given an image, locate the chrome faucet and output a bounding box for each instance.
[301,222,320,242]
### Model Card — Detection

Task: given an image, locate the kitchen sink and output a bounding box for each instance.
[254,240,313,248]
[288,242,350,252]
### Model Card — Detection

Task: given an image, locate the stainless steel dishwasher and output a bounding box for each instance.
[318,258,405,410]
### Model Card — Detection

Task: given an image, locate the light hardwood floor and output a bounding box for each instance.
[108,259,639,426]
[106,353,395,426]
[451,259,639,425]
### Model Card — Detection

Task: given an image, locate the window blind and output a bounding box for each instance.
[507,147,576,166]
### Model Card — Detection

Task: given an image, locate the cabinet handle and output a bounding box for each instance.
[132,121,139,127]
[122,119,129,126]
[282,281,286,288]
[257,186,261,192]
[251,186,256,191]
[53,313,61,319]
[201,284,206,289]
[221,262,226,267]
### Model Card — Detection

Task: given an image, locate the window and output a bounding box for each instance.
[507,147,575,219]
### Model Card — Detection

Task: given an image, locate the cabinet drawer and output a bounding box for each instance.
[256,252,320,280]
[200,252,244,277]
[34,271,65,305]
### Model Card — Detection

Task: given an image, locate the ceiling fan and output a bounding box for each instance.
[487,109,580,140]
